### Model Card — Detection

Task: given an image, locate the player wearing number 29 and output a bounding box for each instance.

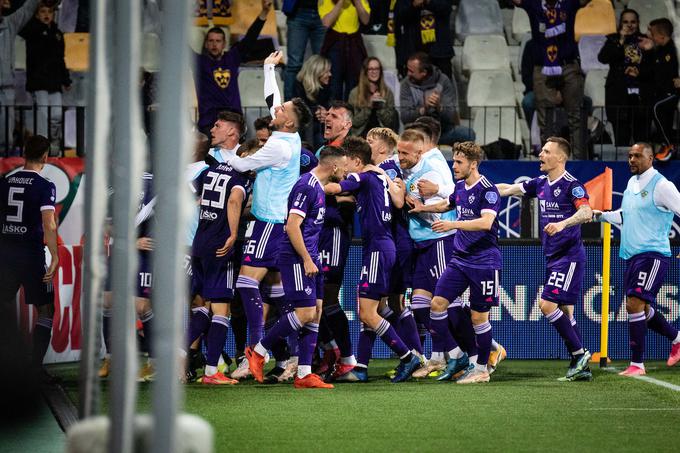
[595,143,680,376]
[192,161,252,385]
[0,135,58,369]
[497,137,593,381]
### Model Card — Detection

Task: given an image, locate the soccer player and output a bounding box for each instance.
[497,137,593,380]
[247,146,348,389]
[229,51,312,378]
[410,142,501,384]
[192,157,252,385]
[326,137,422,383]
[595,142,680,376]
[0,135,58,371]
[207,111,245,163]
[396,126,460,378]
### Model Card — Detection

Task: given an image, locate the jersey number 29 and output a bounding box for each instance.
[200,172,231,210]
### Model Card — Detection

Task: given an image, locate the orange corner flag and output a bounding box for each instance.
[584,167,613,211]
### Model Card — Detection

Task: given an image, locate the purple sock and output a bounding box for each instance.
[288,332,299,357]
[646,306,679,341]
[140,310,154,357]
[430,311,458,353]
[298,322,319,367]
[456,306,478,357]
[399,308,423,354]
[474,322,493,366]
[324,303,353,357]
[187,306,211,349]
[205,315,229,367]
[375,319,410,358]
[102,309,112,354]
[356,325,376,367]
[236,275,264,346]
[33,317,53,365]
[261,311,303,351]
[570,316,583,345]
[412,295,437,352]
[546,309,582,353]
[629,312,647,363]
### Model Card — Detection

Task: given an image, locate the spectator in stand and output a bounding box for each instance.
[598,9,650,146]
[294,54,332,149]
[0,0,40,153]
[348,57,399,136]
[192,0,272,137]
[400,51,474,146]
[319,0,371,101]
[639,18,680,158]
[20,2,72,154]
[282,0,326,101]
[254,115,272,146]
[514,0,589,160]
[393,0,454,80]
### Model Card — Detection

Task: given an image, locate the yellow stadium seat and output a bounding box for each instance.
[574,0,616,41]
[64,33,90,72]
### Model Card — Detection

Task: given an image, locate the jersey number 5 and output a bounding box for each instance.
[6,187,25,222]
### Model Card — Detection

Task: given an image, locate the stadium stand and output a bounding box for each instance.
[628,0,673,30]
[454,0,503,42]
[574,0,617,41]
[362,34,396,71]
[142,33,161,72]
[14,36,26,72]
[467,70,515,108]
[584,69,607,108]
[578,34,609,74]
[64,32,89,72]
[275,9,287,46]
[462,35,511,73]
[511,7,531,44]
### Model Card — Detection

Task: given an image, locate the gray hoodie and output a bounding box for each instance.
[0,0,40,88]
[399,65,459,128]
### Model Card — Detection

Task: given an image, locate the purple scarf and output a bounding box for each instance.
[541,0,567,76]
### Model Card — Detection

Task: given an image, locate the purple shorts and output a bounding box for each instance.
[0,245,54,306]
[541,258,585,305]
[279,259,324,307]
[136,251,152,299]
[192,254,236,302]
[359,246,396,301]
[318,225,350,285]
[390,246,414,294]
[412,235,455,293]
[624,252,670,304]
[434,261,500,313]
[242,220,285,270]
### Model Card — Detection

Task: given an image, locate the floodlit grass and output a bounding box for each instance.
[51,360,680,452]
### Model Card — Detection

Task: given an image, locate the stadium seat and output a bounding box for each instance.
[584,70,607,107]
[64,33,90,72]
[462,35,510,73]
[578,35,609,74]
[467,71,515,107]
[472,107,523,146]
[239,67,283,139]
[574,0,616,41]
[511,7,531,43]
[362,35,396,71]
[275,10,287,46]
[383,70,400,108]
[142,33,161,72]
[14,36,26,71]
[628,0,671,30]
[516,33,531,76]
[454,0,504,42]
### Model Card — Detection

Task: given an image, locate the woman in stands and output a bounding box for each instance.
[598,8,651,146]
[294,54,332,149]
[348,57,399,137]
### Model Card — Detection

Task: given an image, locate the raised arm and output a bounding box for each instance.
[264,51,283,116]
[496,183,525,197]
[320,0,344,28]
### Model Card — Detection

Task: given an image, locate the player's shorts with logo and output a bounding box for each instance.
[434,259,500,313]
[412,235,455,293]
[279,257,324,307]
[192,251,237,302]
[241,219,284,269]
[0,243,54,306]
[623,252,669,304]
[318,225,350,285]
[359,244,396,301]
[541,257,585,305]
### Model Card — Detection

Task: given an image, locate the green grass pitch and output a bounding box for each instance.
[51,360,680,452]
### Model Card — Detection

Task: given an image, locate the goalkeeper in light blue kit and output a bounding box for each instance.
[595,143,680,376]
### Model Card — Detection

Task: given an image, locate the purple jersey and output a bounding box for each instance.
[0,170,56,250]
[300,147,318,175]
[339,170,393,247]
[279,172,326,263]
[192,163,251,257]
[136,172,155,239]
[449,175,501,269]
[379,156,412,251]
[522,171,589,261]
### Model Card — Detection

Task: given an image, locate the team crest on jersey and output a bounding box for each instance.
[468,194,475,204]
[553,187,561,197]
[386,169,397,180]
[300,154,310,166]
[485,191,498,204]
[641,190,648,198]
[213,67,231,89]
[571,186,585,198]
[409,182,417,193]
[304,286,312,295]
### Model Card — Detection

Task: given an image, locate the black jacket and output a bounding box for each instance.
[20,18,71,93]
[597,32,651,97]
[648,40,679,99]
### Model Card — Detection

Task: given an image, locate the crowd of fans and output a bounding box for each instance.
[1,0,680,159]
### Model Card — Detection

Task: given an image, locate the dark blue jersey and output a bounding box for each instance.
[379,155,412,251]
[300,147,319,175]
[192,163,252,257]
[136,172,155,239]
[0,169,56,250]
[279,172,326,263]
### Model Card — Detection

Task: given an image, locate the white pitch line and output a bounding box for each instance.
[584,408,680,411]
[605,367,680,392]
